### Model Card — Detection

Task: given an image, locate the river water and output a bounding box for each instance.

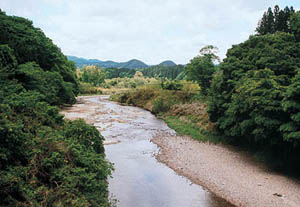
[62,95,233,207]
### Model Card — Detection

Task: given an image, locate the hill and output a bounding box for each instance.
[67,56,149,69]
[67,56,177,69]
[158,60,177,67]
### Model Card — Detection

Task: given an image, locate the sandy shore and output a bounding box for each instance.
[152,135,300,207]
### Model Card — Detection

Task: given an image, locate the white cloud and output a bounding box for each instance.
[0,0,284,64]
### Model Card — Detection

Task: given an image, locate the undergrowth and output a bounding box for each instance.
[163,115,222,143]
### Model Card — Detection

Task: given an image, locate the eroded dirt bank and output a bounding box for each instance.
[152,135,300,207]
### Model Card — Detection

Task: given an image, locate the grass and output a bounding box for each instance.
[163,115,222,144]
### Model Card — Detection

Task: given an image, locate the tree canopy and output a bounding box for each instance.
[0,10,112,206]
[208,5,300,170]
[185,45,219,95]
[0,9,79,105]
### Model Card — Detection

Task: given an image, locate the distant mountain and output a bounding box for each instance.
[67,56,177,69]
[158,60,176,67]
[67,56,149,69]
[119,59,148,69]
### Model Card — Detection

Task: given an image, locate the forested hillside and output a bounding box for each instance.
[139,65,185,80]
[68,55,178,70]
[81,65,185,81]
[0,10,112,206]
[67,56,150,69]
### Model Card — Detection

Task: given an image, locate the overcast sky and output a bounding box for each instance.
[0,0,299,64]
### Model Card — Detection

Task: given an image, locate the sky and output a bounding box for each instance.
[0,0,299,65]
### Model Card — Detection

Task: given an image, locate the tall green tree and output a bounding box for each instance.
[81,65,106,86]
[185,45,219,95]
[256,5,296,35]
[0,9,79,103]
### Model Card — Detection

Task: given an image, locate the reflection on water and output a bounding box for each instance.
[106,140,231,207]
[66,96,234,207]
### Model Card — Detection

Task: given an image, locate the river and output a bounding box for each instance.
[61,95,234,207]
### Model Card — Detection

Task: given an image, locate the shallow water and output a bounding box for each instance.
[63,95,233,207]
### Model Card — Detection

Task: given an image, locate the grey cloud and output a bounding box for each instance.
[0,0,280,64]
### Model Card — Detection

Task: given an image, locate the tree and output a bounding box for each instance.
[208,31,300,170]
[0,9,79,102]
[81,65,106,86]
[256,5,297,35]
[281,69,300,141]
[0,45,17,78]
[185,45,219,95]
[266,7,275,33]
[0,10,112,206]
[290,12,300,41]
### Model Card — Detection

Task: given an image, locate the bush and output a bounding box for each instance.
[162,81,183,90]
[152,97,173,114]
[0,10,112,206]
[79,82,103,95]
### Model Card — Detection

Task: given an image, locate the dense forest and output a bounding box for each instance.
[205,6,300,170]
[139,65,185,80]
[103,65,184,80]
[68,55,177,70]
[67,56,148,69]
[0,10,112,206]
[78,65,185,88]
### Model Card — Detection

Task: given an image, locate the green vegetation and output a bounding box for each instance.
[208,5,300,171]
[256,5,295,35]
[67,56,149,69]
[164,116,221,143]
[139,65,185,80]
[0,10,112,206]
[104,67,136,79]
[185,45,219,95]
[102,65,184,80]
[74,63,185,95]
[113,5,300,174]
[80,65,106,86]
[112,86,220,144]
[110,83,222,143]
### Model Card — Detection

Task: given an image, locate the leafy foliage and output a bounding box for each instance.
[161,80,183,91]
[185,45,219,95]
[281,69,300,141]
[79,65,106,86]
[139,65,185,80]
[0,9,79,105]
[0,10,112,206]
[208,8,300,171]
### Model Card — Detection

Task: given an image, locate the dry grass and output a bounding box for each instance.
[168,102,216,132]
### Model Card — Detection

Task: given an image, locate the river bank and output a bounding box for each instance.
[152,135,300,207]
[62,95,300,207]
[62,95,232,207]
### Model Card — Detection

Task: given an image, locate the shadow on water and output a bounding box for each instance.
[73,96,234,207]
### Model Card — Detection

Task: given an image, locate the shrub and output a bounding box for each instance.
[79,82,103,95]
[162,81,183,90]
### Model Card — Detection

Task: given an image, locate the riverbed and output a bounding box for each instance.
[61,95,233,207]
